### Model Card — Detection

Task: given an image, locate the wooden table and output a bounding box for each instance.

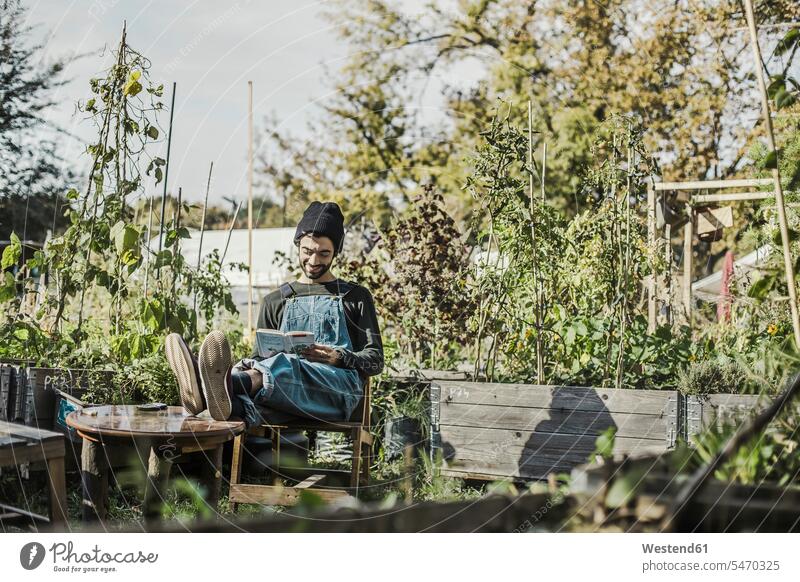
[66,405,244,522]
[0,420,67,527]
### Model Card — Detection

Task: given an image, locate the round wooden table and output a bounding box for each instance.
[67,405,245,522]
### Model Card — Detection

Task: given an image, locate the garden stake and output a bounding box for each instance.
[193,161,213,317]
[157,82,177,259]
[743,0,800,349]
[528,100,544,384]
[247,81,254,338]
[143,195,154,297]
[221,201,243,266]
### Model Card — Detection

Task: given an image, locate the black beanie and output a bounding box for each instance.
[293,201,345,253]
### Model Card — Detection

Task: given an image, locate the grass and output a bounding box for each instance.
[0,438,484,531]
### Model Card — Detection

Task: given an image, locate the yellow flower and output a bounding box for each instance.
[688,354,696,362]
[767,324,778,336]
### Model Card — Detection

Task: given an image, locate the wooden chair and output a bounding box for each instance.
[228,377,373,509]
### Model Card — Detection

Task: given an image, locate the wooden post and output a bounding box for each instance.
[664,223,672,325]
[683,206,693,325]
[527,100,544,384]
[647,182,657,333]
[247,81,254,338]
[743,0,800,348]
[80,440,108,522]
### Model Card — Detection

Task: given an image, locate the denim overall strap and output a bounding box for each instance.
[279,291,353,350]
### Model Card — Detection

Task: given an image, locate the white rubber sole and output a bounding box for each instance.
[199,330,233,421]
[165,333,204,415]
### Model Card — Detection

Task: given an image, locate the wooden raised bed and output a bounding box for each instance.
[430,380,762,482]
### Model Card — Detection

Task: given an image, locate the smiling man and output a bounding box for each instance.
[165,201,384,424]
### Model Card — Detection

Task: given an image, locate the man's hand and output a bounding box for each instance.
[300,344,342,366]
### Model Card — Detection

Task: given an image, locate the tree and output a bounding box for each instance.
[0,0,71,243]
[256,0,799,227]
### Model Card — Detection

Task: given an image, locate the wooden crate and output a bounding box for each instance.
[431,381,674,481]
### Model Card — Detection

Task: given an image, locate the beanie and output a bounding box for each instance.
[293,201,345,253]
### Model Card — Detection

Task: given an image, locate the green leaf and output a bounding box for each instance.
[748,275,775,300]
[0,272,16,303]
[767,76,785,99]
[113,222,141,255]
[593,426,617,460]
[775,88,796,110]
[146,125,159,139]
[763,150,778,169]
[605,466,647,509]
[2,233,21,270]
[123,79,142,97]
[775,29,800,56]
[66,188,79,201]
[154,167,163,184]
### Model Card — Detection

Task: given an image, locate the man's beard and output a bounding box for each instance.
[302,262,330,280]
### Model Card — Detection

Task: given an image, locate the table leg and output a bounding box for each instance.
[47,455,68,528]
[143,445,172,521]
[200,443,224,516]
[80,439,108,522]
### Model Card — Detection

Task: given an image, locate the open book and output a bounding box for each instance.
[255,329,315,357]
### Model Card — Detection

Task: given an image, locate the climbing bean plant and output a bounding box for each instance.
[0,27,241,385]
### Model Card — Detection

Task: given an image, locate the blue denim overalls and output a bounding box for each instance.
[231,283,363,427]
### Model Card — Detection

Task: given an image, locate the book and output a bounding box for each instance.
[255,329,315,357]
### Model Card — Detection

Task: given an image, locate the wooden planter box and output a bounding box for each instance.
[429,380,763,482]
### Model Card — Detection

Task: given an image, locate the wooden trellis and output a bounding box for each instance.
[646,177,776,330]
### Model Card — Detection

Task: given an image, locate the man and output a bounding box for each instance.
[165,201,384,425]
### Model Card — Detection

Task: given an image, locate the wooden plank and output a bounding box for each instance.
[696,206,734,235]
[228,483,349,505]
[438,425,666,480]
[0,420,64,443]
[0,436,26,448]
[439,402,666,440]
[654,178,774,191]
[693,192,773,203]
[435,381,672,415]
[0,440,64,466]
[295,474,326,489]
[701,393,762,427]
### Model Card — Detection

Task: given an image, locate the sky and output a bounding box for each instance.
[22,0,428,209]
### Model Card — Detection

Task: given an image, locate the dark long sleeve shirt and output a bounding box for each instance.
[252,278,384,377]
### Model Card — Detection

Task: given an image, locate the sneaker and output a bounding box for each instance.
[165,333,205,415]
[198,330,233,421]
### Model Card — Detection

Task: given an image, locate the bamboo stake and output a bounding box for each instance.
[222,201,243,266]
[683,206,693,324]
[143,196,154,297]
[173,186,182,293]
[528,100,544,384]
[647,182,657,333]
[743,0,800,348]
[158,82,177,258]
[247,81,254,338]
[193,162,213,316]
[541,141,547,203]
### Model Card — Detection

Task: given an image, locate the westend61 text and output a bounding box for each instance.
[642,543,708,554]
